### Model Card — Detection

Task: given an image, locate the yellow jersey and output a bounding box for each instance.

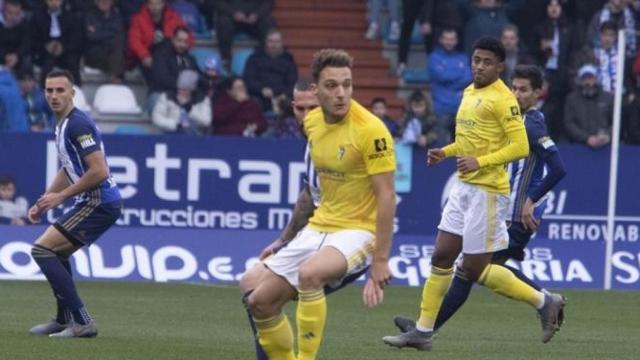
[443,79,529,195]
[303,99,396,233]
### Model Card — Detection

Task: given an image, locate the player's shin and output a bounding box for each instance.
[242,292,269,360]
[255,313,296,360]
[478,264,544,308]
[433,268,473,331]
[417,266,454,331]
[296,289,326,360]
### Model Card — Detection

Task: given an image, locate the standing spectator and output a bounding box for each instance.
[501,24,536,83]
[0,66,27,132]
[243,29,297,111]
[84,0,126,82]
[0,0,31,74]
[152,69,211,135]
[371,97,402,138]
[149,26,199,96]
[564,64,614,148]
[128,0,193,81]
[31,0,83,85]
[365,0,401,41]
[458,0,525,55]
[586,0,636,58]
[17,69,54,132]
[213,0,274,70]
[575,20,623,94]
[396,0,430,75]
[533,0,575,140]
[428,28,472,142]
[212,76,267,136]
[0,175,28,225]
[422,0,464,47]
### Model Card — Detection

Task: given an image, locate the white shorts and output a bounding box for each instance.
[264,227,374,289]
[438,180,509,254]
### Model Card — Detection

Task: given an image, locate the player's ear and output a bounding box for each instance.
[310,83,318,94]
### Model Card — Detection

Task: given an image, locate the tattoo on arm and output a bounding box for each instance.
[280,186,316,242]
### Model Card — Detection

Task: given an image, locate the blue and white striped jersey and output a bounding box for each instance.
[303,142,320,207]
[54,108,121,204]
[507,109,558,222]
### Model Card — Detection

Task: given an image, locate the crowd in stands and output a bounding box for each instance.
[1,0,640,148]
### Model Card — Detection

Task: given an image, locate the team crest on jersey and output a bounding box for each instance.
[475,99,482,108]
[338,146,345,160]
[510,106,520,116]
[77,134,96,149]
[374,138,388,152]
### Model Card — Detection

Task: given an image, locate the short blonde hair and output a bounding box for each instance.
[310,49,353,82]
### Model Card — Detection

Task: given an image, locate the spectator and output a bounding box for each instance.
[17,69,54,132]
[119,0,144,26]
[128,0,193,81]
[0,0,31,74]
[203,56,225,98]
[84,0,126,82]
[575,20,622,94]
[31,0,83,85]
[398,90,440,147]
[149,26,199,95]
[458,0,526,55]
[212,76,267,136]
[262,94,303,139]
[586,0,636,58]
[371,97,402,138]
[396,0,430,74]
[626,94,640,144]
[0,175,28,225]
[422,0,464,48]
[564,64,613,148]
[213,0,274,70]
[365,0,400,41]
[532,0,575,140]
[0,66,27,132]
[152,69,211,135]
[428,28,471,141]
[501,24,536,84]
[243,29,297,111]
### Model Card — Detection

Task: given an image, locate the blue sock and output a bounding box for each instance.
[434,269,473,331]
[31,245,90,325]
[242,291,268,360]
[55,257,72,324]
[501,264,542,291]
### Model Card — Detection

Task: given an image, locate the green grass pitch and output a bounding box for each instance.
[0,281,637,360]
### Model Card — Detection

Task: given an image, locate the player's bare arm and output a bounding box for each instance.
[36,151,109,212]
[363,171,395,308]
[259,185,316,260]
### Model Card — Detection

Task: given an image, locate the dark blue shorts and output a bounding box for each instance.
[492,222,533,261]
[54,201,122,246]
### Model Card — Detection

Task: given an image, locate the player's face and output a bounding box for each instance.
[0,183,16,201]
[45,76,74,115]
[471,49,503,88]
[46,0,63,11]
[172,30,190,53]
[547,0,562,19]
[512,78,540,111]
[315,66,352,121]
[292,89,319,125]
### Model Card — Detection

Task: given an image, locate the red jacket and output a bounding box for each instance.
[128,5,194,62]
[212,93,267,136]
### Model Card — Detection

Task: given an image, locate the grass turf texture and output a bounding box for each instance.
[0,281,637,360]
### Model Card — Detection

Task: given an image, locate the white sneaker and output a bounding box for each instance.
[366,22,379,40]
[388,21,400,41]
[49,321,98,338]
[29,320,68,336]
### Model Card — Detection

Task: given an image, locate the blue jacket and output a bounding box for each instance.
[0,70,28,133]
[428,47,472,116]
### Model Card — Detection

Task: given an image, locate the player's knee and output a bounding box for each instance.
[31,244,55,259]
[298,264,325,290]
[460,263,483,282]
[239,267,259,294]
[430,250,455,269]
[246,292,276,318]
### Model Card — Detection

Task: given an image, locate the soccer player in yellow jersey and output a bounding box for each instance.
[382,37,566,351]
[244,49,396,360]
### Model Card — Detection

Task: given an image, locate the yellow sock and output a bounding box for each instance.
[255,313,296,360]
[296,289,326,360]
[417,266,454,330]
[478,264,544,308]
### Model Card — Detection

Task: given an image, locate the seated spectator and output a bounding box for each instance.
[31,0,83,85]
[574,20,622,94]
[0,65,27,132]
[0,0,31,75]
[0,175,28,225]
[17,69,54,132]
[428,28,471,142]
[262,94,302,139]
[84,0,126,82]
[243,29,297,111]
[371,97,401,138]
[149,26,199,95]
[212,76,267,136]
[398,90,440,147]
[564,64,613,149]
[203,56,225,98]
[152,69,211,135]
[501,24,536,84]
[128,0,193,81]
[214,0,274,70]
[365,0,400,41]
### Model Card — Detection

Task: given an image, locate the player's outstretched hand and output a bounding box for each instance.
[27,204,42,224]
[427,148,446,166]
[456,156,479,174]
[258,238,285,261]
[363,260,391,308]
